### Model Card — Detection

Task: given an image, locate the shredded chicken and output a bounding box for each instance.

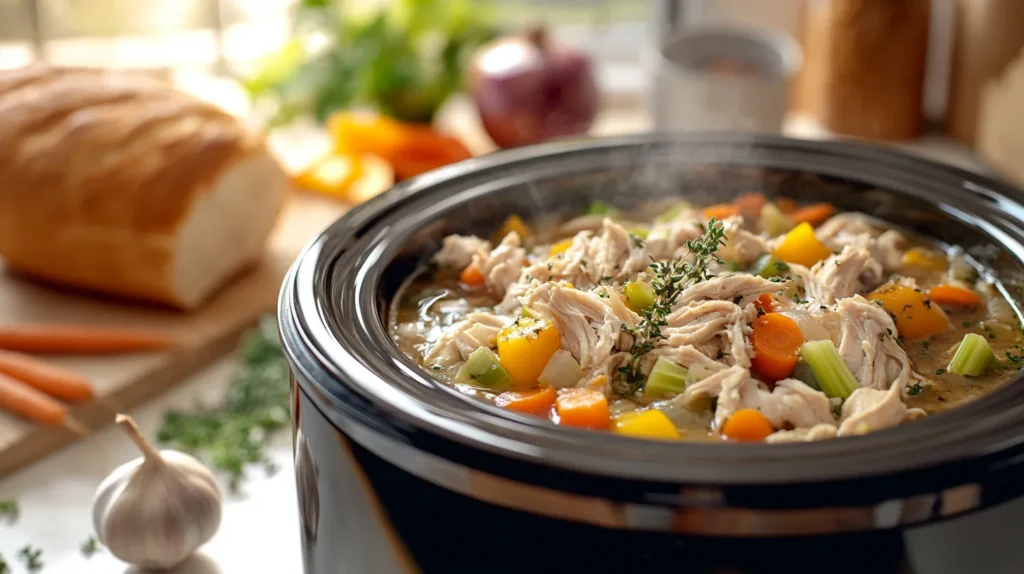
[423,313,509,368]
[805,245,884,304]
[677,367,834,429]
[836,296,918,391]
[720,216,769,264]
[766,423,839,443]
[517,282,636,370]
[473,232,526,296]
[676,274,788,308]
[433,235,491,269]
[816,213,907,271]
[837,384,925,436]
[662,300,751,367]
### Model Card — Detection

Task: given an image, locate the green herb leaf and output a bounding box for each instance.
[157,315,289,492]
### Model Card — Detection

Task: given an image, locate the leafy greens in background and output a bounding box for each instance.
[245,0,499,127]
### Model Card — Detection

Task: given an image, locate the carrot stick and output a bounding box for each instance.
[0,350,93,402]
[0,372,66,426]
[750,313,804,382]
[0,324,175,354]
[496,386,556,416]
[928,284,982,308]
[721,408,773,442]
[789,203,836,227]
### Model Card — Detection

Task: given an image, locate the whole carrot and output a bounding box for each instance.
[0,372,66,426]
[0,324,175,354]
[0,350,93,402]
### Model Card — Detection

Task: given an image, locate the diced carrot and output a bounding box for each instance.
[0,350,92,402]
[495,386,557,416]
[459,263,486,289]
[789,203,836,227]
[555,388,610,430]
[0,372,66,426]
[776,198,799,214]
[733,193,768,218]
[750,313,804,382]
[721,408,774,442]
[927,284,982,308]
[867,283,950,340]
[753,294,778,314]
[0,325,175,354]
[702,203,740,220]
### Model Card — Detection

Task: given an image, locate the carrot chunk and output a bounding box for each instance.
[753,294,778,314]
[459,263,486,289]
[789,203,836,227]
[0,324,174,354]
[733,193,768,218]
[702,204,740,220]
[927,284,981,308]
[555,388,610,430]
[721,408,774,442]
[495,386,556,416]
[750,313,804,382]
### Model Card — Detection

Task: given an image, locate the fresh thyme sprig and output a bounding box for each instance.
[615,218,727,394]
[0,500,17,524]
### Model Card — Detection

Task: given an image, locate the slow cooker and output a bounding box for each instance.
[279,134,1024,574]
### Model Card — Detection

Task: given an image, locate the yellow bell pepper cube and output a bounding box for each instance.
[548,239,573,257]
[497,317,561,388]
[867,282,949,340]
[901,247,948,272]
[772,222,833,267]
[613,410,680,440]
[495,215,532,243]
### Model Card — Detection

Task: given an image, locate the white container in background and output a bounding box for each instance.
[648,26,802,133]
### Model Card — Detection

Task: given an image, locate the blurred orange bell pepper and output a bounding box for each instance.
[328,112,472,181]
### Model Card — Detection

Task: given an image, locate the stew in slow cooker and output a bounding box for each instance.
[390,195,1024,442]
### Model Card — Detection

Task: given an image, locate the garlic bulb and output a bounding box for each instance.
[92,414,222,570]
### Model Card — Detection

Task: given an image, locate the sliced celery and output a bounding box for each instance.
[759,203,796,236]
[455,347,510,390]
[799,340,859,399]
[644,356,689,399]
[587,200,620,218]
[624,281,656,313]
[750,254,790,279]
[948,333,995,376]
[792,361,821,391]
[538,350,583,389]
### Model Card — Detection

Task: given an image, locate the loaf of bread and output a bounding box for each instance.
[0,65,288,309]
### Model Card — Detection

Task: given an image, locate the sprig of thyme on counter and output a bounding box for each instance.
[615,218,727,394]
[157,315,290,492]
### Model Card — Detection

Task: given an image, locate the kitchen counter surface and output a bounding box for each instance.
[0,357,301,574]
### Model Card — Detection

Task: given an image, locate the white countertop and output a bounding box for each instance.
[0,357,301,574]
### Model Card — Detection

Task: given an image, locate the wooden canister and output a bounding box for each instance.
[795,0,931,140]
[946,0,1024,146]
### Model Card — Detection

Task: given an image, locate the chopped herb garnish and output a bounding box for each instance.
[431,364,442,371]
[81,536,101,558]
[598,289,610,299]
[935,368,946,376]
[580,260,587,268]
[600,275,613,284]
[0,500,17,523]
[907,382,923,396]
[17,546,42,572]
[1005,346,1024,368]
[732,295,743,304]
[820,305,829,311]
[923,299,932,309]
[615,219,727,394]
[547,262,553,271]
[768,276,783,283]
[886,328,893,336]
[630,233,645,249]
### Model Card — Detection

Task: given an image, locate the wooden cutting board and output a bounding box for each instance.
[0,192,348,479]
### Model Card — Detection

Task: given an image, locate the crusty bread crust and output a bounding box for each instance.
[0,65,287,309]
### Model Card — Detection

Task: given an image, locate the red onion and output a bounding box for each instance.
[468,26,600,148]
